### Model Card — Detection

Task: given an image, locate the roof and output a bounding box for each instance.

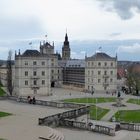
[66,60,85,67]
[22,50,41,57]
[86,52,116,61]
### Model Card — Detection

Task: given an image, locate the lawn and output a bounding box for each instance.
[89,105,109,120]
[113,110,140,123]
[127,98,140,105]
[0,86,5,96]
[63,97,116,104]
[0,111,12,118]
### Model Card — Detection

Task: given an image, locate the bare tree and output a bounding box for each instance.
[7,50,13,95]
[126,64,140,95]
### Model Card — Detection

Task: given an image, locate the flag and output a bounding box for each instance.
[29,42,32,45]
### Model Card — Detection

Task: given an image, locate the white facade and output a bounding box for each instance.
[14,50,51,96]
[85,52,117,93]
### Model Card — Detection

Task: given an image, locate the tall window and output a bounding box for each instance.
[25,61,28,65]
[25,80,28,85]
[98,71,101,75]
[51,70,54,74]
[111,62,113,66]
[104,62,107,66]
[104,71,107,75]
[33,71,37,76]
[34,80,37,85]
[88,70,90,75]
[42,61,45,65]
[110,71,113,75]
[110,78,113,82]
[25,71,28,76]
[42,71,45,76]
[42,80,45,85]
[33,61,37,65]
[98,79,101,83]
[98,62,101,66]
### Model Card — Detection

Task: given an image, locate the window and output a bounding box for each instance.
[98,71,101,75]
[92,71,94,75]
[88,62,90,67]
[51,63,54,66]
[98,62,101,66]
[42,61,45,65]
[111,62,113,66]
[25,80,28,85]
[92,62,94,66]
[110,71,113,75]
[105,78,107,83]
[33,71,37,76]
[88,70,90,75]
[104,62,107,66]
[51,59,54,62]
[52,76,54,79]
[58,76,59,79]
[58,70,59,73]
[88,86,90,90]
[104,71,107,75]
[42,80,45,85]
[25,71,28,76]
[98,79,101,83]
[33,61,37,65]
[88,78,90,82]
[110,79,113,82]
[51,70,54,74]
[42,71,45,76]
[34,80,37,85]
[25,61,28,65]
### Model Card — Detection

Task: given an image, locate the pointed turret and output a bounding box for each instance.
[62,32,71,60]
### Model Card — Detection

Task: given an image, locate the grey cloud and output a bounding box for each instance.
[98,0,140,20]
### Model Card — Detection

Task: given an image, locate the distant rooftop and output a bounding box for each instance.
[86,52,116,61]
[22,50,41,57]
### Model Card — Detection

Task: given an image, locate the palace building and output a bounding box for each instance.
[12,33,117,96]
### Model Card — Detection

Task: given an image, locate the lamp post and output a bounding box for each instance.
[96,98,98,120]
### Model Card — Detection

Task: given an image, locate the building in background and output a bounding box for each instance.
[12,33,118,95]
[14,50,51,96]
[85,52,117,93]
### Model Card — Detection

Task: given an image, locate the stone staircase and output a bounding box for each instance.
[39,128,64,140]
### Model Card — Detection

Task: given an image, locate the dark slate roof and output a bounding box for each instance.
[86,52,116,61]
[22,50,41,57]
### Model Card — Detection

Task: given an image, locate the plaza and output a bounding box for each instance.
[0,88,140,140]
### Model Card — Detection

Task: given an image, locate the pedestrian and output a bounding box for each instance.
[32,96,36,104]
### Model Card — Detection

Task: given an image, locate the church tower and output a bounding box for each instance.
[62,33,71,60]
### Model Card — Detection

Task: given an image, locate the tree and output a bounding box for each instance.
[7,50,13,96]
[126,64,140,95]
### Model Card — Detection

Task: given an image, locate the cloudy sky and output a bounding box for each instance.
[0,0,140,61]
